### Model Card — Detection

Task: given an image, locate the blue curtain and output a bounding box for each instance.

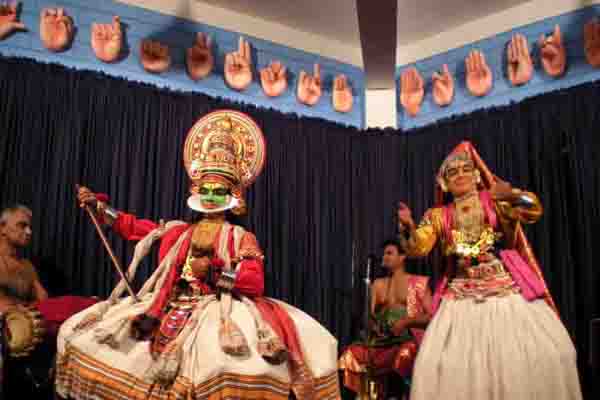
[0,55,597,398]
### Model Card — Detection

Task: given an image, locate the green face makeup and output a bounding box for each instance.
[199,182,231,208]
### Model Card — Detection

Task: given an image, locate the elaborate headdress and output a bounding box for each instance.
[435,141,557,313]
[435,141,485,201]
[183,110,266,213]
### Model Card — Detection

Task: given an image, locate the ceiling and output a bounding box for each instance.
[395,0,529,45]
[198,0,361,46]
[197,0,528,47]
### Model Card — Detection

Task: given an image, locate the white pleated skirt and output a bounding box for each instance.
[410,293,582,400]
[55,294,340,399]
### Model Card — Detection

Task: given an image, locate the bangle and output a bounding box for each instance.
[104,205,118,219]
[97,201,118,219]
[217,270,237,291]
[514,193,535,208]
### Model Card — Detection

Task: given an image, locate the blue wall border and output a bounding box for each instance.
[397,5,600,131]
[0,0,365,128]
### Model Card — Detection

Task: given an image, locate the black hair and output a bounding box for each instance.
[381,238,405,255]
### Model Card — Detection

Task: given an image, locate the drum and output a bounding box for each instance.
[3,305,46,358]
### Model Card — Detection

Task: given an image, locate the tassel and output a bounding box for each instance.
[257,328,288,365]
[144,344,183,386]
[219,292,250,357]
[73,301,111,331]
[219,317,250,357]
[94,317,131,349]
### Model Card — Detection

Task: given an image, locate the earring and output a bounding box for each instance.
[231,198,247,216]
[230,186,247,215]
[231,186,242,199]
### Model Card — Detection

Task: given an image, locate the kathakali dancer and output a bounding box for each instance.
[55,110,340,400]
[397,141,582,400]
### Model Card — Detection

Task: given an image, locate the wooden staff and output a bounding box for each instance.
[76,185,138,302]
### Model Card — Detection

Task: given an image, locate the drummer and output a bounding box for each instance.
[0,204,96,394]
[0,204,51,394]
[0,204,48,311]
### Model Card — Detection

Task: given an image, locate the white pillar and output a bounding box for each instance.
[365,89,397,129]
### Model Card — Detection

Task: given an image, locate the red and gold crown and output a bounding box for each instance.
[184,110,266,195]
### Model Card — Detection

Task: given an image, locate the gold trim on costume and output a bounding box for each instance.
[56,346,340,400]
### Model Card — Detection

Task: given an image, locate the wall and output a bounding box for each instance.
[0,0,365,127]
[5,1,600,131]
[365,89,397,129]
[122,0,600,130]
[119,0,364,67]
[397,4,600,130]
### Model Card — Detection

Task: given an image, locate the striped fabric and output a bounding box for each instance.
[56,346,340,399]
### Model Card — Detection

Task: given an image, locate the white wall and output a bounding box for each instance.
[121,0,600,69]
[396,0,600,65]
[365,89,397,129]
[118,0,363,66]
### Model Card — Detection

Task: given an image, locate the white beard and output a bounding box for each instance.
[186,194,239,213]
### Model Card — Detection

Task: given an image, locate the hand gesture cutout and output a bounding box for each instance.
[332,74,353,113]
[140,39,171,73]
[400,67,424,117]
[260,60,287,97]
[186,32,214,80]
[224,36,252,90]
[432,64,454,106]
[91,16,122,63]
[40,7,74,52]
[507,33,533,86]
[297,63,322,106]
[584,19,600,68]
[539,25,566,77]
[465,50,493,97]
[0,2,26,40]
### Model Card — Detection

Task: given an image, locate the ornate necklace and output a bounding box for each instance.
[454,192,484,243]
[454,190,479,208]
[191,216,225,250]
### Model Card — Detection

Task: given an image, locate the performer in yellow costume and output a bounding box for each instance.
[398,141,582,400]
[55,110,340,400]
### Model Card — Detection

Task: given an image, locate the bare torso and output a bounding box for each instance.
[373,273,409,314]
[0,255,39,312]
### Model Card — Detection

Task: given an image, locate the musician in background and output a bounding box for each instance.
[0,204,96,395]
[339,239,432,398]
[0,204,48,312]
[0,204,50,396]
